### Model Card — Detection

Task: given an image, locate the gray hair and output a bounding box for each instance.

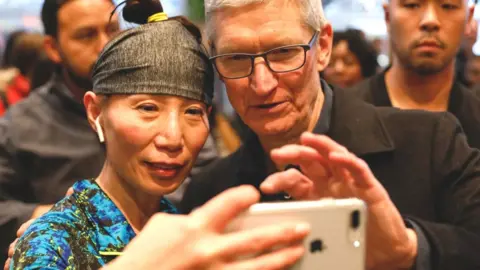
[204,0,327,42]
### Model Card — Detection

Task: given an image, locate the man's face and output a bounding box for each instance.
[55,0,119,88]
[211,0,330,139]
[386,0,472,74]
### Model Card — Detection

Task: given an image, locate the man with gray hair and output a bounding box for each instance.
[182,0,480,269]
[350,0,480,149]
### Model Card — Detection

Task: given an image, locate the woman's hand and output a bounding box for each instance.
[105,185,310,270]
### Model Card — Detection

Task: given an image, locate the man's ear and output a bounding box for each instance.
[465,5,476,36]
[317,23,333,72]
[383,2,391,33]
[43,36,62,64]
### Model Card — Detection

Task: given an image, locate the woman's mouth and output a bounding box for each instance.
[144,161,185,179]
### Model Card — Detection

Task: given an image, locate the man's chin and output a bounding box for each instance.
[250,121,296,138]
[64,67,93,90]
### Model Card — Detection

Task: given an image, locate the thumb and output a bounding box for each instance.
[190,185,260,232]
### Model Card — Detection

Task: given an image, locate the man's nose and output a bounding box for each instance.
[419,5,441,32]
[249,58,278,96]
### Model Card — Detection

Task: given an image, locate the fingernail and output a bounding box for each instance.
[295,223,311,234]
[293,245,305,256]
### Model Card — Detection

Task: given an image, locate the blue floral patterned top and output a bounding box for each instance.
[11,179,178,269]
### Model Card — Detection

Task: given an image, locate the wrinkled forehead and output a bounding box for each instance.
[211,2,310,49]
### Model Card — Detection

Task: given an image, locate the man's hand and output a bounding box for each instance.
[261,132,418,270]
[4,218,35,270]
[105,186,310,270]
[30,204,53,219]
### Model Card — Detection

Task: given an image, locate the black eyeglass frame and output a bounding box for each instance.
[210,31,320,79]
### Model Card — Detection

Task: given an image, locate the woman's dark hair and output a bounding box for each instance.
[121,0,202,43]
[333,29,378,78]
[10,33,45,76]
[1,30,26,68]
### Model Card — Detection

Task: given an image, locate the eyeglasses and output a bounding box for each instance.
[210,31,320,79]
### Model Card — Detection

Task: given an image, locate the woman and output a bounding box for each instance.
[10,1,309,269]
[322,29,378,88]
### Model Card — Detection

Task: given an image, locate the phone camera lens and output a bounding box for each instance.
[350,210,360,229]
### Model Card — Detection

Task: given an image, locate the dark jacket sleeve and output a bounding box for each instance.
[0,116,37,263]
[409,112,480,270]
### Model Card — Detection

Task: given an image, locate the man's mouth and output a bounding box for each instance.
[255,101,285,109]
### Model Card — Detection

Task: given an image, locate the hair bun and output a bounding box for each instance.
[123,0,164,25]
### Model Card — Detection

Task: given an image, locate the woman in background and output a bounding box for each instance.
[323,29,378,88]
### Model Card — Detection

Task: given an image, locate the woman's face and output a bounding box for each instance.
[92,94,210,196]
[323,40,364,88]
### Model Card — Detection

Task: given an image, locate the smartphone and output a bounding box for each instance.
[226,198,367,270]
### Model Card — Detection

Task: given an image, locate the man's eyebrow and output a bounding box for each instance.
[216,37,305,54]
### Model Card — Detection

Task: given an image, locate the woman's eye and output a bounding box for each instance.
[137,104,158,112]
[186,108,204,116]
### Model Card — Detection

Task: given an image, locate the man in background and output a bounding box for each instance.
[350,0,480,149]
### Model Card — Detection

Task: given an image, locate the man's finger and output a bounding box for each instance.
[8,239,17,257]
[300,133,348,158]
[329,152,388,203]
[190,185,260,232]
[17,219,34,237]
[260,169,314,199]
[271,145,332,180]
[270,144,325,166]
[329,152,374,188]
[226,245,305,270]
[65,187,74,196]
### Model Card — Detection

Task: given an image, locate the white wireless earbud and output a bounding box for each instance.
[94,117,105,143]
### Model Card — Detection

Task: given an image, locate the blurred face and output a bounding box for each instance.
[211,0,331,138]
[54,0,119,88]
[323,40,363,88]
[465,57,480,85]
[94,94,209,196]
[385,0,472,75]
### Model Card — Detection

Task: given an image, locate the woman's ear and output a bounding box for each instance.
[84,92,104,143]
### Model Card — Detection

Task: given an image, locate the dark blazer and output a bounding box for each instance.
[349,72,480,150]
[182,87,480,270]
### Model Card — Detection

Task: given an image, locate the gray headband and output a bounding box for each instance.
[92,20,214,105]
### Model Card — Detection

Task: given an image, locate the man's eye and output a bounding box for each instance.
[404,3,420,8]
[272,48,296,55]
[229,55,251,61]
[77,31,97,40]
[442,4,458,9]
